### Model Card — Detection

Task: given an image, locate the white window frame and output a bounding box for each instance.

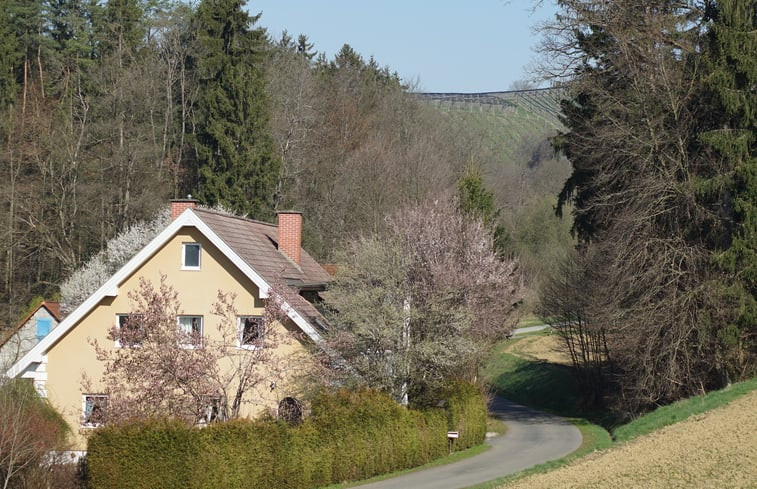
[237,316,264,350]
[115,314,144,348]
[178,315,203,349]
[82,394,109,427]
[182,242,202,270]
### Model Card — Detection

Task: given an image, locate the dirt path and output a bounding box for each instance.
[503,389,757,489]
[355,396,582,489]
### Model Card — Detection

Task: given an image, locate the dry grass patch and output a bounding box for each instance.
[502,389,757,489]
[504,334,572,365]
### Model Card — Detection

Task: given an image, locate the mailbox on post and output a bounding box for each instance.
[447,431,459,453]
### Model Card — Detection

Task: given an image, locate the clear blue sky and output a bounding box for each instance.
[253,1,558,93]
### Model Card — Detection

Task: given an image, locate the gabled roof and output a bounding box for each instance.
[0,302,61,349]
[6,208,330,379]
[193,209,330,288]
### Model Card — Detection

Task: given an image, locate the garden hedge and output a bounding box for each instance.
[87,384,486,489]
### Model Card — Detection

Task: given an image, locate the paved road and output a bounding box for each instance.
[358,396,582,489]
[512,324,551,335]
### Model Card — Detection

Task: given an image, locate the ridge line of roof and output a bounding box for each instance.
[193,207,278,229]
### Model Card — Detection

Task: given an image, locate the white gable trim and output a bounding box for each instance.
[6,208,322,380]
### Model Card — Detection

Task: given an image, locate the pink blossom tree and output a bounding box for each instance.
[324,196,524,406]
[207,284,298,420]
[87,275,297,425]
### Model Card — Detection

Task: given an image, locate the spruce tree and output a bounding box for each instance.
[99,0,145,59]
[0,1,18,107]
[699,0,756,380]
[191,0,279,219]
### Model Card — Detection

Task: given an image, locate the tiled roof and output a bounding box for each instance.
[192,209,330,329]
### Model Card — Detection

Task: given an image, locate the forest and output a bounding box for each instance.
[1,0,754,415]
[0,0,568,331]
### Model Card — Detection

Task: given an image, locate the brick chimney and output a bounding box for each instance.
[170,196,199,221]
[277,211,302,265]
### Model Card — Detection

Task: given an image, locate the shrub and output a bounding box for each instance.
[442,382,488,450]
[0,378,71,488]
[87,419,199,489]
[87,384,486,489]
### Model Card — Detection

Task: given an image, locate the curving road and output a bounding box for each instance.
[357,396,582,489]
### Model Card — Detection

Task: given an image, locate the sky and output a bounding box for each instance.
[253,1,558,94]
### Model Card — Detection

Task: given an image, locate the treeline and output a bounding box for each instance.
[539,0,755,412]
[2,0,551,331]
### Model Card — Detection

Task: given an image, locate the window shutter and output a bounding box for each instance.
[36,318,52,342]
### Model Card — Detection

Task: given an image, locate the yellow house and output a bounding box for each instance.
[5,200,331,452]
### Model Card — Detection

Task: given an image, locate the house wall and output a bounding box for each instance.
[43,227,312,450]
[0,308,58,372]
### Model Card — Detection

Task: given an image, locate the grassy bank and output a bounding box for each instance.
[480,332,757,488]
[613,376,757,442]
[502,389,756,488]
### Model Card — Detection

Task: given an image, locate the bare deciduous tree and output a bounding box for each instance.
[0,379,69,489]
[538,0,753,412]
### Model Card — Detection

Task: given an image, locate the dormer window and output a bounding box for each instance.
[182,243,201,270]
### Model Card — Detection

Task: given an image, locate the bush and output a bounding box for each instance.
[87,419,199,489]
[442,382,488,450]
[87,384,486,489]
[0,378,71,488]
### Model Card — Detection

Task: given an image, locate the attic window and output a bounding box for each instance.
[182,243,201,270]
[36,318,52,343]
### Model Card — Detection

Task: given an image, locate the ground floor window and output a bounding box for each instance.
[278,397,302,426]
[178,315,203,348]
[82,394,108,426]
[197,396,225,425]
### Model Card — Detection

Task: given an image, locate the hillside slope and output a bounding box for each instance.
[417,89,564,166]
[416,89,573,307]
[503,389,757,489]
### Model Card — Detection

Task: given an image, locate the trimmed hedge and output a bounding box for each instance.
[87,384,486,489]
[442,382,488,450]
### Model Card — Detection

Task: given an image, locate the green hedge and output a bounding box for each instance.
[87,385,486,489]
[442,382,488,450]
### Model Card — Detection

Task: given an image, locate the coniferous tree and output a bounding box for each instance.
[98,0,145,60]
[543,1,750,410]
[699,0,756,382]
[0,1,18,107]
[457,161,508,254]
[191,0,279,219]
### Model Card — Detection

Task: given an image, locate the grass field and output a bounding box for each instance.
[613,376,757,442]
